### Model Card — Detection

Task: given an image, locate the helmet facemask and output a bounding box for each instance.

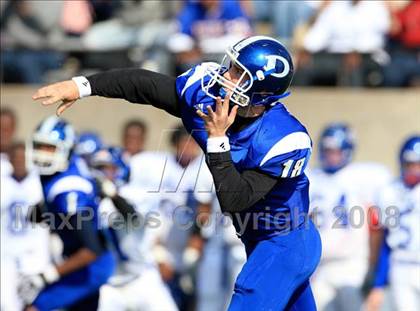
[202,48,254,107]
[27,135,71,175]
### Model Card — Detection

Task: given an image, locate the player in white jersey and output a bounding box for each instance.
[366,135,420,311]
[192,165,247,311]
[91,147,178,311]
[308,124,392,311]
[0,143,50,311]
[148,126,209,310]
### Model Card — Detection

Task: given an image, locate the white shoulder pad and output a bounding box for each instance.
[181,62,219,96]
[47,176,93,202]
[260,132,312,166]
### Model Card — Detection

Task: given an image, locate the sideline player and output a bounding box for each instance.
[89,147,178,311]
[20,116,115,310]
[33,35,322,310]
[192,163,247,311]
[1,142,50,311]
[307,124,391,311]
[149,125,205,310]
[365,135,420,311]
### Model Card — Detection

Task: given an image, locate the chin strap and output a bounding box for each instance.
[253,91,291,107]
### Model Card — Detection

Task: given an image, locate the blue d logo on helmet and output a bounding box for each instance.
[75,131,103,158]
[201,36,294,107]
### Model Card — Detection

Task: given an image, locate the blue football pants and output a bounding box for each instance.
[33,252,115,311]
[228,220,322,311]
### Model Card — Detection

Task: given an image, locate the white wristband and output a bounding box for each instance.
[72,76,92,98]
[207,136,230,153]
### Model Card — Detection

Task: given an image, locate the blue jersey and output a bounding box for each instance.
[40,155,102,257]
[34,155,115,311]
[176,63,312,242]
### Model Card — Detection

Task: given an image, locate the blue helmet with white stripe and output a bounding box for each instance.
[75,131,103,163]
[399,135,420,187]
[202,35,294,107]
[319,123,355,173]
[90,146,130,186]
[29,116,75,175]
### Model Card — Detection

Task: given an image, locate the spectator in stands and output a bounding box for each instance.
[383,0,420,87]
[168,0,253,74]
[122,119,148,158]
[0,0,65,84]
[294,0,390,87]
[82,0,175,73]
[252,0,316,43]
[0,107,16,176]
[60,0,93,37]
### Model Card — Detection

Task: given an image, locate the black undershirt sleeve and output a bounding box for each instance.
[111,195,139,223]
[70,212,106,256]
[87,68,181,117]
[206,151,279,213]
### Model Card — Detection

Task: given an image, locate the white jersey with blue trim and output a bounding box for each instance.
[98,186,161,278]
[158,154,210,271]
[377,180,420,264]
[176,63,313,241]
[307,162,392,262]
[0,171,50,274]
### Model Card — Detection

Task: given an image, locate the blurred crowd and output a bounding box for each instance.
[1,0,419,87]
[1,103,419,310]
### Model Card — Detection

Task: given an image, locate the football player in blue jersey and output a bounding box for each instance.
[21,116,115,311]
[33,35,322,310]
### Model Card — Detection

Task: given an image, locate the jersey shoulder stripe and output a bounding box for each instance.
[260,131,312,166]
[178,62,219,96]
[47,175,93,202]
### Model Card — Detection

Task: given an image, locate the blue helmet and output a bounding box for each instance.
[28,116,76,175]
[399,135,420,187]
[75,131,103,160]
[202,35,294,107]
[319,123,355,173]
[108,146,130,184]
[91,146,130,186]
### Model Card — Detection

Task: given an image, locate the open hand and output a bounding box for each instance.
[32,80,80,116]
[196,93,238,138]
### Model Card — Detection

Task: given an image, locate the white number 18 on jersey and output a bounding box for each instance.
[281,158,306,178]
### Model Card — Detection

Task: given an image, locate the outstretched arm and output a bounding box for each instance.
[32,68,181,117]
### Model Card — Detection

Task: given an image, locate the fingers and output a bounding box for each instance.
[228,105,238,125]
[32,86,49,100]
[33,85,60,106]
[56,100,75,116]
[223,92,231,114]
[196,109,210,121]
[206,105,216,119]
[42,96,62,106]
[215,93,231,115]
[215,96,223,114]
